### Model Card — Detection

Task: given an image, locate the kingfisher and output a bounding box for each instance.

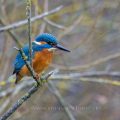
[13,33,70,84]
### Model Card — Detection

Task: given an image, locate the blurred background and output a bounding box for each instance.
[0,0,120,120]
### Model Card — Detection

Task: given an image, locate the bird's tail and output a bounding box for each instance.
[11,72,22,84]
[15,73,22,84]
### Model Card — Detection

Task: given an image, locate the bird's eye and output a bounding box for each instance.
[51,43,55,46]
[48,42,56,46]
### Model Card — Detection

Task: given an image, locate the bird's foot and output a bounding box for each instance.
[34,71,54,86]
[34,74,40,86]
[34,73,46,86]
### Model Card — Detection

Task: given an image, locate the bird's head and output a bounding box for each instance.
[34,33,70,52]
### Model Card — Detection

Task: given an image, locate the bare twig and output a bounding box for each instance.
[51,71,120,79]
[0,18,22,48]
[79,77,120,86]
[26,0,32,66]
[50,72,120,86]
[1,70,120,100]
[48,81,76,120]
[58,15,83,40]
[44,18,66,30]
[0,5,63,32]
[51,52,120,71]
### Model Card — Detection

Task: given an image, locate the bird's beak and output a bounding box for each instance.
[55,44,71,52]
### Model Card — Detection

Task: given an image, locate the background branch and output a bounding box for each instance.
[0,84,39,120]
[0,5,63,32]
[48,81,76,120]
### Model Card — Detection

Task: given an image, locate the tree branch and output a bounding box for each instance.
[26,0,32,66]
[0,84,38,120]
[0,5,63,32]
[48,81,76,120]
[0,70,53,120]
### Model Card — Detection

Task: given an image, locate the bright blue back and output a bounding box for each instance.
[13,43,51,74]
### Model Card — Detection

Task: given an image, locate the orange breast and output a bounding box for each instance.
[19,49,53,78]
[33,49,53,74]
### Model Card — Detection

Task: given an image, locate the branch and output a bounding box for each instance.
[0,19,22,48]
[50,71,120,86]
[0,5,63,32]
[26,0,32,66]
[48,81,76,120]
[51,52,120,71]
[0,71,54,120]
[43,17,66,30]
[1,71,120,99]
[51,71,120,78]
[0,84,38,120]
[0,80,32,114]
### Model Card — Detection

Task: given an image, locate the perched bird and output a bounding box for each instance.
[13,33,70,84]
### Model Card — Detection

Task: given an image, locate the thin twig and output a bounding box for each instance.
[44,18,66,30]
[0,5,63,32]
[0,19,22,48]
[58,15,83,39]
[51,71,120,79]
[51,52,120,71]
[26,0,32,66]
[48,81,76,120]
[50,72,120,86]
[1,70,120,99]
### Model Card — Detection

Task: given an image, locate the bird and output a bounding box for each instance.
[13,33,70,84]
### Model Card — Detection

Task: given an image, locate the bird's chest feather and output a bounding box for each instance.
[32,49,53,73]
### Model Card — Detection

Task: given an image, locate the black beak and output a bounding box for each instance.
[55,44,71,52]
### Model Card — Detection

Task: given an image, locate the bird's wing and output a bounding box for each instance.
[13,44,30,74]
[13,42,51,74]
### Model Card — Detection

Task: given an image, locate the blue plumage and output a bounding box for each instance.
[35,33,58,44]
[13,42,52,74]
[13,33,70,81]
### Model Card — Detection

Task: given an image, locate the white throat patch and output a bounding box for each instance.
[33,41,42,45]
[48,48,56,51]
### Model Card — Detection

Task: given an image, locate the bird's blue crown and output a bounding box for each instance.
[35,33,58,44]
